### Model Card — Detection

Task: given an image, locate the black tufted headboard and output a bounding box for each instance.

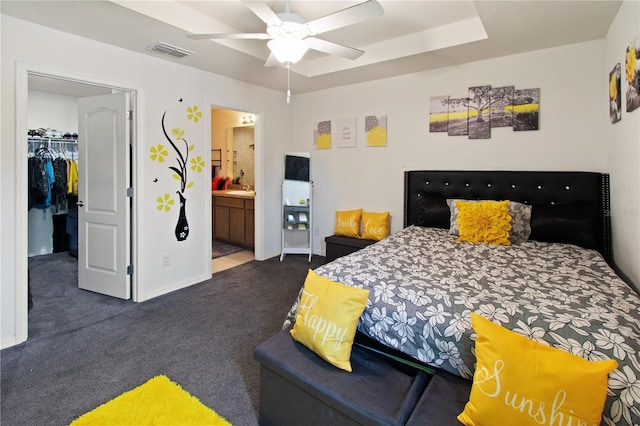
[403,170,612,264]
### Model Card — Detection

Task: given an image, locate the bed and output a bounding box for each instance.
[284,170,640,426]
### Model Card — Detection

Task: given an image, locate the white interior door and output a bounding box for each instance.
[77,92,131,299]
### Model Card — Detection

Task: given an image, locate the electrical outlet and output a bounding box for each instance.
[161,254,171,266]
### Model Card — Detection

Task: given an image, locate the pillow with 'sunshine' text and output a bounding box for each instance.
[458,313,618,426]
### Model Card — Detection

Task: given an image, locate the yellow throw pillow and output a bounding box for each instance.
[456,200,512,245]
[290,269,370,372]
[361,211,390,241]
[334,209,362,238]
[458,313,618,426]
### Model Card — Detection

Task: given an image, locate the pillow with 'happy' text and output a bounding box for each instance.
[290,269,369,372]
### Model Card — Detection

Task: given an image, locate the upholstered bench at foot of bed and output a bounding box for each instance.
[406,370,472,426]
[324,235,377,262]
[254,328,430,426]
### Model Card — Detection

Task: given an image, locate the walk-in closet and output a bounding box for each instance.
[26,76,113,339]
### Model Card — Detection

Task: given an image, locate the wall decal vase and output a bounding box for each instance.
[174,192,189,241]
[150,103,203,242]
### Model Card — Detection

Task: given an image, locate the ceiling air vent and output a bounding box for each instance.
[146,42,194,59]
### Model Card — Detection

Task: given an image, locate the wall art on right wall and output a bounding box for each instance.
[610,63,622,124]
[626,35,640,113]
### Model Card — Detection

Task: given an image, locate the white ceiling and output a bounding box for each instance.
[2,1,622,95]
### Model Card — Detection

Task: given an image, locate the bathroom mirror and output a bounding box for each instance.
[231,126,255,186]
[281,152,312,261]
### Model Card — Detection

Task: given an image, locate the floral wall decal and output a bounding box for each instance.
[187,105,203,122]
[149,103,204,241]
[156,194,174,212]
[150,144,168,163]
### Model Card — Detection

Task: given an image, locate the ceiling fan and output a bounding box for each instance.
[186,0,384,66]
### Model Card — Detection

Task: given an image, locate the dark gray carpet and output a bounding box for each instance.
[1,252,325,426]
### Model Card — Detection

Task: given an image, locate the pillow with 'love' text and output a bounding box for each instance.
[361,211,390,241]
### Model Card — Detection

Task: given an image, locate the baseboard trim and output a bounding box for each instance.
[136,274,211,302]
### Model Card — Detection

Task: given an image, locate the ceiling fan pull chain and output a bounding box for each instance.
[286,64,291,104]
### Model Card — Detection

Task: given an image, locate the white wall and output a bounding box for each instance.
[604,0,640,291]
[1,15,290,348]
[28,90,79,132]
[293,40,607,257]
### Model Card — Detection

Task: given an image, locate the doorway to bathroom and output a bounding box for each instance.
[210,107,256,273]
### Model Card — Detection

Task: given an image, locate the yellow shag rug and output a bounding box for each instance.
[70,375,231,425]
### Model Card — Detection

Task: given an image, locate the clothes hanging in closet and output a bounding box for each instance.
[67,158,78,196]
[51,157,67,213]
[29,154,54,209]
[28,139,77,211]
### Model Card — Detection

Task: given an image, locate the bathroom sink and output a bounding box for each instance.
[226,190,255,196]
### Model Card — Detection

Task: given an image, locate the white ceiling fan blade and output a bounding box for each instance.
[242,1,282,26]
[186,33,270,40]
[306,37,364,60]
[305,0,384,35]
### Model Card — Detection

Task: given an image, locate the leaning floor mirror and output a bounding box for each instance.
[280,152,312,261]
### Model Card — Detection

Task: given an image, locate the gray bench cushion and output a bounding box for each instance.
[406,370,471,426]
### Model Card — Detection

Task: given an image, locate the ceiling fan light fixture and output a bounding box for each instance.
[267,38,309,64]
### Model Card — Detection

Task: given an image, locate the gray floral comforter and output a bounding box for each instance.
[284,226,640,425]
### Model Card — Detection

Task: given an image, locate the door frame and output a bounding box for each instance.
[15,62,140,343]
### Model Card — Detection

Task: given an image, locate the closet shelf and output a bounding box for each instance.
[28,137,78,143]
